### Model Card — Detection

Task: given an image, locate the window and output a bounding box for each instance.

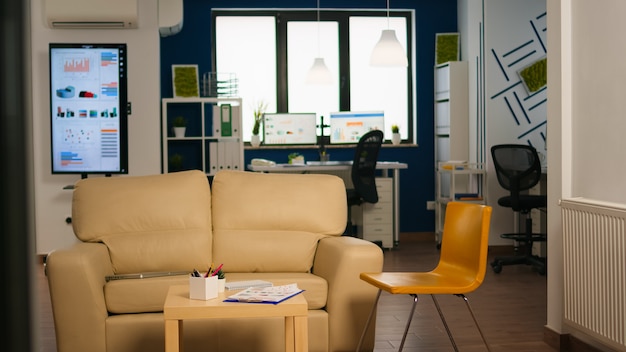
[213,9,413,144]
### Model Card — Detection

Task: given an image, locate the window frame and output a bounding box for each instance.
[211,9,415,144]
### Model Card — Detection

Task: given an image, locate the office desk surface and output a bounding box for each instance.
[247,161,408,172]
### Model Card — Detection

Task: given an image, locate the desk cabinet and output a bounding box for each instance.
[161,97,243,175]
[360,178,394,249]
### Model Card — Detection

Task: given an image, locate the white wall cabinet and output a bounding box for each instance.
[434,61,471,244]
[434,61,469,166]
[162,97,243,175]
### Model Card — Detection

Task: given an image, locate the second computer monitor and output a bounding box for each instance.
[263,112,318,145]
[329,111,385,144]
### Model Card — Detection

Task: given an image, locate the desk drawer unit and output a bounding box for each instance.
[362,178,393,248]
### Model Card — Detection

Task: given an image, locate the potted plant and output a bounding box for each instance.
[216,269,226,292]
[391,125,401,145]
[169,153,184,172]
[251,100,267,147]
[173,116,187,138]
[288,152,304,165]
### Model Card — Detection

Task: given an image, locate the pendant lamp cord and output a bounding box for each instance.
[386,0,390,28]
[316,0,321,55]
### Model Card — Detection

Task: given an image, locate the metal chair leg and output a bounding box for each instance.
[431,295,459,352]
[397,294,419,352]
[356,289,382,352]
[458,294,492,352]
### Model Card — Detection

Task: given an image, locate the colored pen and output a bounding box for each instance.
[210,263,223,277]
[204,263,214,278]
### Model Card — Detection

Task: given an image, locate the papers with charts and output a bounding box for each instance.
[224,283,303,304]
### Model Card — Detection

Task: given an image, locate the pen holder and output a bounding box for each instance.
[189,276,218,300]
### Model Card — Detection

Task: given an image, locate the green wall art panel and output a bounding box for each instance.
[435,33,460,65]
[518,57,547,93]
[172,64,200,98]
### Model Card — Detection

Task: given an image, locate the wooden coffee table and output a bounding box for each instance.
[163,285,308,352]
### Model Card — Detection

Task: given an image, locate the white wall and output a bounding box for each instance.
[30,0,162,254]
[555,1,626,347]
[459,0,547,246]
[546,0,565,339]
[569,1,626,201]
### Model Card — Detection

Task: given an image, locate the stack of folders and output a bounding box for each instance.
[224,284,303,304]
[224,279,273,291]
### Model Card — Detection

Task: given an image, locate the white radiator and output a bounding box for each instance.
[560,197,626,351]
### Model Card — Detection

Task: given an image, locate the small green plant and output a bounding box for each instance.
[169,153,183,171]
[216,269,225,279]
[391,124,400,133]
[252,100,268,136]
[288,152,303,164]
[173,116,187,127]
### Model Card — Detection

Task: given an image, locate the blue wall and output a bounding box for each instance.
[160,0,458,233]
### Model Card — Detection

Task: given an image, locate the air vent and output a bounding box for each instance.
[45,0,138,29]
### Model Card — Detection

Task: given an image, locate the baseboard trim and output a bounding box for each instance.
[544,326,567,351]
[398,232,516,254]
[543,326,613,352]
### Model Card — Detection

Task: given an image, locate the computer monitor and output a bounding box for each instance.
[49,43,129,175]
[262,112,318,145]
[329,111,385,144]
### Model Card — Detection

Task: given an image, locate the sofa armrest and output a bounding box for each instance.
[46,242,113,352]
[313,236,383,352]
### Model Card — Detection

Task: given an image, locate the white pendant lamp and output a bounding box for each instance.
[370,0,408,67]
[306,0,332,84]
[306,57,333,84]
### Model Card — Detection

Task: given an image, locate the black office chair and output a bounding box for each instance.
[490,144,547,275]
[345,130,384,237]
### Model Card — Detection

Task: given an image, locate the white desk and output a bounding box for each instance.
[247,161,408,247]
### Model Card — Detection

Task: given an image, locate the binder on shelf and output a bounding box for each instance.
[230,105,241,137]
[230,140,241,170]
[212,105,221,136]
[224,140,241,170]
[220,104,232,137]
[208,141,218,174]
[217,141,226,170]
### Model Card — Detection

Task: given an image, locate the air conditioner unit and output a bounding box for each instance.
[159,0,184,37]
[45,0,138,29]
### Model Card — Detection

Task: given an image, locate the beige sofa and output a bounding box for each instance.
[46,170,383,352]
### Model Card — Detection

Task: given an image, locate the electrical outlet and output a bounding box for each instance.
[426,201,436,210]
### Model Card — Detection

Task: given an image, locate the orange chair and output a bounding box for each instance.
[356,202,493,352]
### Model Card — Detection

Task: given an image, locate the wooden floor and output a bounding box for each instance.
[36,236,555,352]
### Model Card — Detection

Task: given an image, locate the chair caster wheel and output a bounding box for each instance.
[491,261,502,274]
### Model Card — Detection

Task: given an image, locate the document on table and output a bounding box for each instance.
[224,283,303,304]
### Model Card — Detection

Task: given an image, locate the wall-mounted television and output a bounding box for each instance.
[329,111,385,144]
[49,43,128,175]
[262,112,318,145]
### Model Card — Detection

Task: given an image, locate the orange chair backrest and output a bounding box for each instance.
[437,202,493,289]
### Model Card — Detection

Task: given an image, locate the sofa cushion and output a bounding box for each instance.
[212,229,323,273]
[71,170,213,274]
[211,171,347,272]
[211,171,347,235]
[104,272,327,313]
